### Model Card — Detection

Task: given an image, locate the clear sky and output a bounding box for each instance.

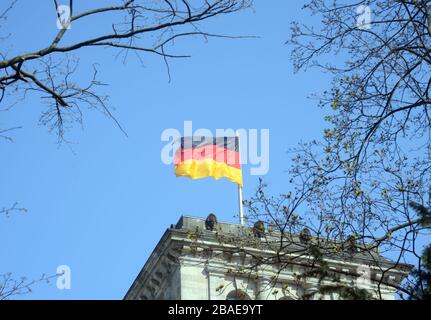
[1,1,331,299]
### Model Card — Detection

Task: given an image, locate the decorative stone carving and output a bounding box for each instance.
[205,213,218,231]
[253,221,265,238]
[299,228,312,243]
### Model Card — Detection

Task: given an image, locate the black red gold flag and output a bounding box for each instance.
[174,136,242,186]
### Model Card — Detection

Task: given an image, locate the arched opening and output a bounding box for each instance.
[279,296,295,300]
[226,289,251,300]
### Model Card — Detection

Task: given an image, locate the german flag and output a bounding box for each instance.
[174,136,242,186]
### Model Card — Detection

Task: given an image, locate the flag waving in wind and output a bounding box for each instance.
[174,136,242,186]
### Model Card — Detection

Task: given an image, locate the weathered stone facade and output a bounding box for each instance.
[124,216,411,300]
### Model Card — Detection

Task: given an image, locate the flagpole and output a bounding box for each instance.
[238,184,244,225]
[236,131,245,226]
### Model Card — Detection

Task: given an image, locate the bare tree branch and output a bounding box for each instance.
[0,0,253,142]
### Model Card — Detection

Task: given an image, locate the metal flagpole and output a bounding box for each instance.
[236,131,244,225]
[238,184,244,225]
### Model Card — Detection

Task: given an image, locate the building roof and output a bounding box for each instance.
[124,215,413,299]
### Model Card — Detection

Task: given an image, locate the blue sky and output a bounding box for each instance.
[0,1,331,299]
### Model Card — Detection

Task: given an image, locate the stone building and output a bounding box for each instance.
[124,215,411,300]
